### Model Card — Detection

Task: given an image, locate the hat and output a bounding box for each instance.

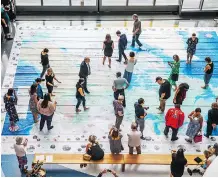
[155,77,162,82]
[118,95,124,100]
[35,78,42,82]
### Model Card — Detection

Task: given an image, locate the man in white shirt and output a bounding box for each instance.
[127,122,142,154]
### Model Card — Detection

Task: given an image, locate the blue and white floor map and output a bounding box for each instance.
[1,22,218,176]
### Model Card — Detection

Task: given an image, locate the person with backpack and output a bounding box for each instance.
[134,98,149,140]
[173,83,189,105]
[80,135,104,168]
[116,30,128,64]
[164,104,185,141]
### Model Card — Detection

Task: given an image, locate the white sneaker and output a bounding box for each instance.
[157,111,164,114]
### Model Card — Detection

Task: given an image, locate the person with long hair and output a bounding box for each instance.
[202,57,214,89]
[168,55,180,91]
[185,108,203,143]
[75,78,89,113]
[123,51,137,83]
[103,34,114,68]
[4,88,19,131]
[173,83,189,105]
[40,48,50,78]
[29,84,39,123]
[108,127,123,154]
[170,149,187,177]
[45,68,61,97]
[186,33,198,64]
[37,94,56,131]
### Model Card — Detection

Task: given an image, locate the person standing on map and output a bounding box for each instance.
[113,95,125,130]
[4,88,19,132]
[202,57,214,89]
[186,33,198,64]
[131,14,142,49]
[116,30,128,64]
[164,104,185,141]
[40,48,50,78]
[156,77,171,114]
[168,55,180,91]
[112,72,129,107]
[134,98,149,140]
[79,57,91,94]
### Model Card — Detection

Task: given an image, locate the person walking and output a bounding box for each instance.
[113,95,124,130]
[202,57,214,89]
[156,77,171,114]
[205,102,218,139]
[34,78,44,100]
[112,72,129,107]
[173,83,189,105]
[108,127,123,154]
[14,137,28,174]
[186,33,198,64]
[123,51,137,83]
[29,84,39,123]
[75,78,89,113]
[45,68,61,97]
[127,122,141,155]
[168,55,180,91]
[116,30,128,64]
[79,57,91,94]
[4,88,19,132]
[164,104,185,141]
[40,48,50,78]
[1,6,13,40]
[170,149,187,177]
[134,98,149,140]
[131,14,142,48]
[103,34,114,68]
[185,108,203,143]
[37,94,56,131]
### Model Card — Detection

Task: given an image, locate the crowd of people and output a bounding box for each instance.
[2,13,217,176]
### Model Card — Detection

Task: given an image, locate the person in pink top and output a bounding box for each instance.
[37,94,56,131]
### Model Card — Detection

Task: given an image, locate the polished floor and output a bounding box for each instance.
[1,19,218,177]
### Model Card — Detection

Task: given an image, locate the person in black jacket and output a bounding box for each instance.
[79,57,91,94]
[170,149,187,177]
[40,48,50,78]
[134,98,149,140]
[205,102,218,139]
[116,30,128,64]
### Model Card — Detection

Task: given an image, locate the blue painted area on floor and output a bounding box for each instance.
[1,154,93,177]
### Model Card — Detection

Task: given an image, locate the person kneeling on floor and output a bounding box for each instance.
[81,135,104,168]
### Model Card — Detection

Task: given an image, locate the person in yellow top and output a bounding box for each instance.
[76,78,89,113]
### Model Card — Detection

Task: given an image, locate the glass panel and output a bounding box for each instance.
[16,0,41,6]
[102,0,126,6]
[129,0,153,6]
[84,0,96,6]
[156,0,179,5]
[202,0,218,10]
[43,0,69,6]
[70,0,96,6]
[182,0,201,9]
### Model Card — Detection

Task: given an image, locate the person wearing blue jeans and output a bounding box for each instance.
[202,57,214,89]
[123,52,137,83]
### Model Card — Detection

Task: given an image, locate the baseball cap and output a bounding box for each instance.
[155,77,162,82]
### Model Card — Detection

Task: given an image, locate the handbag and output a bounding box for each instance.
[171,74,178,81]
[194,132,202,143]
[83,154,91,161]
